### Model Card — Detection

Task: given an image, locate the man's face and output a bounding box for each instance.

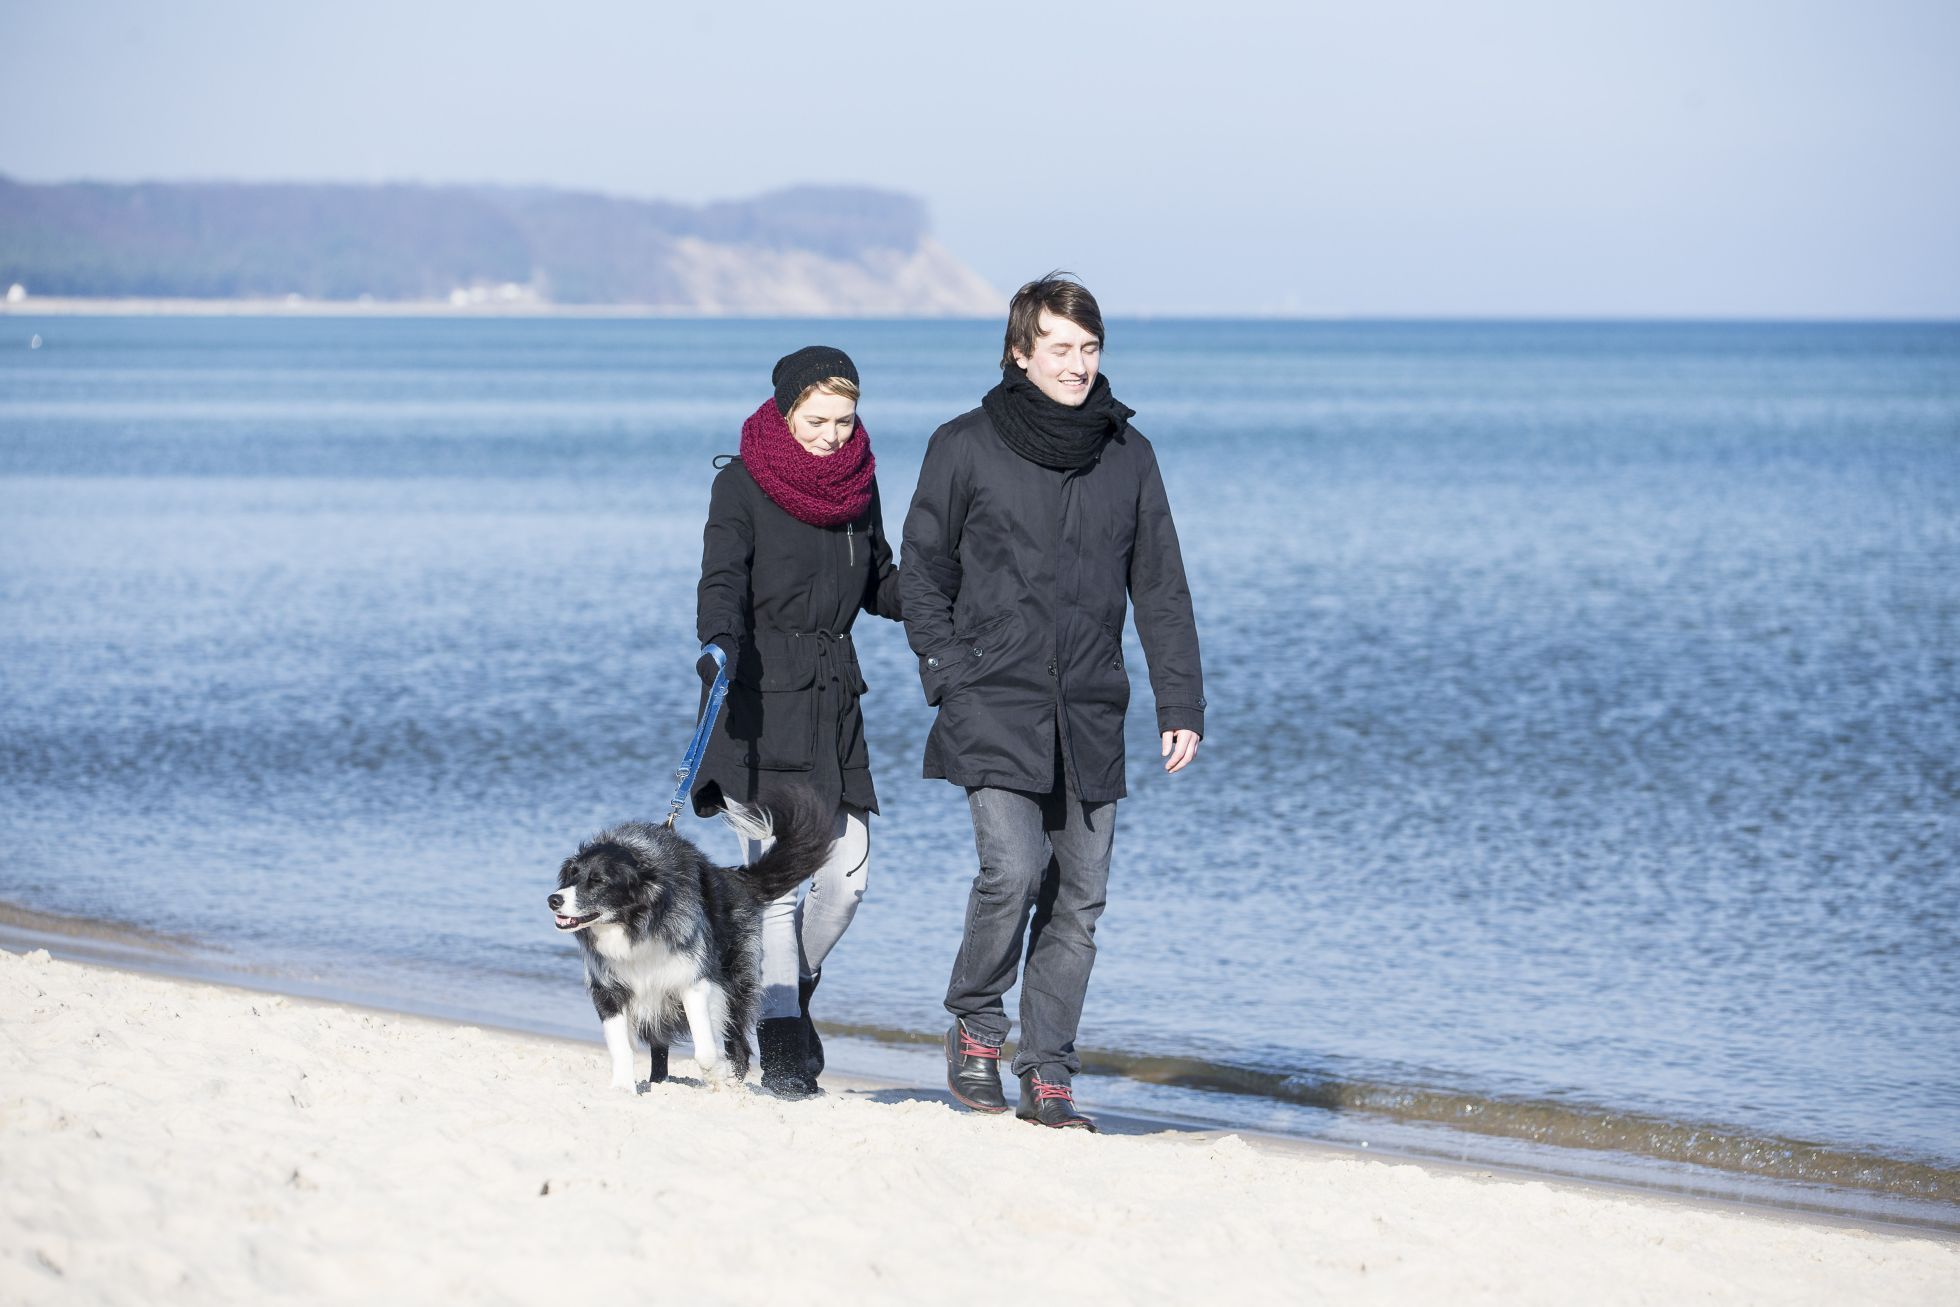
[1013,310,1101,407]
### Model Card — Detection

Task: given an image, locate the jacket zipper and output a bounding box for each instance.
[1053,469,1075,793]
[847,522,855,566]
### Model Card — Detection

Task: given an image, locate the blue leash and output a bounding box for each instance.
[666,642,731,827]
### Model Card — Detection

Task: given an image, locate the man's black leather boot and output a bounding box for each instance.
[1016,1070,1097,1131]
[944,1020,1009,1113]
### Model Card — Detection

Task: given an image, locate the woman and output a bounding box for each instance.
[692,345,903,1097]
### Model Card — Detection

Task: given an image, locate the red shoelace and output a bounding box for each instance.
[1031,1079,1075,1102]
[958,1030,1001,1059]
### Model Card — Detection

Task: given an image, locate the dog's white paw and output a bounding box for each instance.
[611,1071,641,1094]
[698,1060,736,1090]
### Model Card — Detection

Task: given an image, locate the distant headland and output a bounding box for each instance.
[0,175,1001,316]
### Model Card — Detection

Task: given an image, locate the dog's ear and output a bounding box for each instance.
[625,876,665,936]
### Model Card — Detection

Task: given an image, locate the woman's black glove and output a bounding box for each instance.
[697,637,738,685]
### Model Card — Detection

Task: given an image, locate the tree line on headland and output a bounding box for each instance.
[0,176,999,314]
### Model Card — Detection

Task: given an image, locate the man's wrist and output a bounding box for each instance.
[1157,706,1204,738]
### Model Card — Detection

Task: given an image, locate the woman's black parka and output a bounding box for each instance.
[691,458,902,817]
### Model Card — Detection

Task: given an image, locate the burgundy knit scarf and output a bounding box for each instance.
[738,398,876,527]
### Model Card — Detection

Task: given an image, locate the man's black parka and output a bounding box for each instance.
[693,459,903,817]
[900,407,1205,802]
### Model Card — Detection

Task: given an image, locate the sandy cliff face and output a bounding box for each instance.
[0,177,1002,316]
[665,236,1000,315]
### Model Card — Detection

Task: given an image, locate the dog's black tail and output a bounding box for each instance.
[717,785,836,904]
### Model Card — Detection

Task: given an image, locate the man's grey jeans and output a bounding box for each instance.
[944,779,1117,1080]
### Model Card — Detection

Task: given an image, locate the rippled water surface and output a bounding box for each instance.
[2,316,1956,1210]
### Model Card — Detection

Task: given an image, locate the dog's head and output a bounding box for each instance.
[548,830,674,934]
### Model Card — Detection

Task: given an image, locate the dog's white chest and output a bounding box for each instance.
[588,924,700,1019]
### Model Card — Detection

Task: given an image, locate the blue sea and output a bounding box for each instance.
[2,315,1956,1225]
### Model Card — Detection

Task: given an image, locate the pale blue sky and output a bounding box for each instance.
[3,0,1956,316]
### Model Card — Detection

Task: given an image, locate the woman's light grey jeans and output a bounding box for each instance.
[740,803,870,1021]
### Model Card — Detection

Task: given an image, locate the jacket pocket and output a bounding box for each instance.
[1076,617,1132,710]
[920,611,1012,707]
[842,640,870,698]
[726,633,819,770]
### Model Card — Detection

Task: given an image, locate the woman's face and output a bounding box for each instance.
[787,390,857,457]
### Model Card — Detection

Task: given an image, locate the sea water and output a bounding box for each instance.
[2,315,1955,1220]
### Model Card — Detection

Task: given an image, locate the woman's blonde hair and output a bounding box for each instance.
[788,376,860,417]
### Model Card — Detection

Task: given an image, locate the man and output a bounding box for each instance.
[901,272,1205,1131]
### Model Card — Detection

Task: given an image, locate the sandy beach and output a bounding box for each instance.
[1,948,1953,1305]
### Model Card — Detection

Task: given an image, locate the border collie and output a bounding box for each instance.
[548,788,831,1090]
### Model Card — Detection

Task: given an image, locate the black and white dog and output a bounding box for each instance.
[548,787,832,1090]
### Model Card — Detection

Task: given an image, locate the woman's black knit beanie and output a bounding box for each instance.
[772,345,859,415]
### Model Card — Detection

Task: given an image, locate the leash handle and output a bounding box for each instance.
[666,642,731,827]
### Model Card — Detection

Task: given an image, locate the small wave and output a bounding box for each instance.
[825,1019,1959,1206]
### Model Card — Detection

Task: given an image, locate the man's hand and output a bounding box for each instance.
[1161,729,1200,774]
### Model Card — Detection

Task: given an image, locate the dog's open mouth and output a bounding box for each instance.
[553,913,600,932]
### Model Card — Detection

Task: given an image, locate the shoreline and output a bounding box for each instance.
[0,296,991,320]
[4,945,1955,1303]
[4,902,1955,1238]
[6,300,1959,324]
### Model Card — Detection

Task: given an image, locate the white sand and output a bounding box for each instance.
[2,948,1953,1305]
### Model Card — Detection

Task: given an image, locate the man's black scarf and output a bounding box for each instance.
[981,364,1135,471]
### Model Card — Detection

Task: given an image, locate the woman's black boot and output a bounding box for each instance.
[799,969,824,1078]
[758,1017,820,1098]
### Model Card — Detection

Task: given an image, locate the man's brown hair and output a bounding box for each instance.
[1001,271,1105,369]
